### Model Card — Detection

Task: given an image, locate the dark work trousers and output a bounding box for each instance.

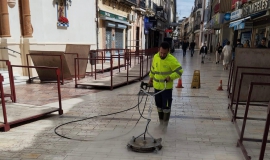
[183,49,187,56]
[154,89,173,112]
[190,48,195,56]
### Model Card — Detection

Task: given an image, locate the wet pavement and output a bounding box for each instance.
[0,49,269,160]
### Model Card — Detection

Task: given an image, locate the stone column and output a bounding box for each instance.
[0,0,11,37]
[21,0,32,37]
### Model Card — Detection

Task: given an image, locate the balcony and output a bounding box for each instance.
[139,0,146,9]
[147,0,151,8]
[122,0,137,6]
[197,3,202,8]
[194,24,200,31]
[193,3,202,12]
[153,3,157,12]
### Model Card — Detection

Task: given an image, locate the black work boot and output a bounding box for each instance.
[157,108,163,125]
[163,111,171,127]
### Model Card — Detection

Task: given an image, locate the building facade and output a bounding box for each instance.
[0,0,97,75]
[229,0,270,48]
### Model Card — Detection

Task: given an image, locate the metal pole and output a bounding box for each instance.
[56,68,63,115]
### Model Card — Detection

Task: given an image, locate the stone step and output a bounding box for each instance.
[0,70,28,87]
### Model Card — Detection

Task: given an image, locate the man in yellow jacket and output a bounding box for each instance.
[148,41,183,125]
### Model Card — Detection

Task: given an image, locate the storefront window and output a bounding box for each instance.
[254,28,266,47]
[240,31,251,47]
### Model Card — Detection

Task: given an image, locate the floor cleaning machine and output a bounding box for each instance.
[127,81,166,153]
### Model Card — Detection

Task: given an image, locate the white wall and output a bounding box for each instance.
[30,0,96,45]
[7,0,97,45]
[7,3,21,44]
[5,0,97,76]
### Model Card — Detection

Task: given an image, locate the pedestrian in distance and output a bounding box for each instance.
[232,39,243,60]
[189,40,196,57]
[182,40,189,57]
[199,42,208,64]
[243,40,250,48]
[215,42,223,64]
[222,41,232,70]
[148,41,184,127]
[257,37,267,48]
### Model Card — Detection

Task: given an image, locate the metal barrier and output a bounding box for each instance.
[0,60,15,102]
[26,54,64,85]
[227,60,234,98]
[76,48,156,90]
[64,53,80,77]
[0,65,63,132]
[232,73,270,123]
[0,74,10,131]
[74,54,136,90]
[236,82,270,160]
[228,66,270,113]
[88,49,130,74]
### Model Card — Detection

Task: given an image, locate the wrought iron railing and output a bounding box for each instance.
[125,0,137,5]
[194,24,200,31]
[153,3,157,12]
[139,0,146,9]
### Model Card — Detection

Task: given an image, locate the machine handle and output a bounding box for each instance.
[140,81,150,90]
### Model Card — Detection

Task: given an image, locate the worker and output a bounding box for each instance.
[148,41,183,127]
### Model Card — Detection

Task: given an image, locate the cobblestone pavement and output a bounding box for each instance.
[0,49,269,160]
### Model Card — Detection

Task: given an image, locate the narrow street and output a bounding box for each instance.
[1,49,267,160]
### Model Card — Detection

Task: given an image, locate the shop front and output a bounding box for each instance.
[242,0,270,47]
[230,0,270,47]
[99,10,130,52]
[144,16,153,49]
[149,17,166,47]
[211,13,224,51]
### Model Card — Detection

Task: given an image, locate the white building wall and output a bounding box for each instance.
[31,0,96,45]
[5,0,97,76]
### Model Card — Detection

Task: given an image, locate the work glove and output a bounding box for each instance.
[148,78,153,87]
[165,76,171,82]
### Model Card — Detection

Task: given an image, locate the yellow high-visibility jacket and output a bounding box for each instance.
[149,52,183,90]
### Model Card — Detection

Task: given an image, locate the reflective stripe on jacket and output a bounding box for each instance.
[149,52,183,90]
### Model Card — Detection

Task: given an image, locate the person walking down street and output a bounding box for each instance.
[243,40,250,48]
[189,40,196,57]
[182,40,189,57]
[222,41,232,70]
[148,41,184,127]
[257,37,267,48]
[199,42,208,64]
[215,42,223,64]
[232,39,243,60]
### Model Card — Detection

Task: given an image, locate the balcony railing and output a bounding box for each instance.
[153,3,157,12]
[193,3,202,12]
[194,24,200,31]
[124,0,137,6]
[197,3,202,8]
[139,0,146,9]
[147,0,151,8]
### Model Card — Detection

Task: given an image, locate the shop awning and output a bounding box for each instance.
[229,17,250,28]
[249,11,267,19]
[100,17,132,26]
